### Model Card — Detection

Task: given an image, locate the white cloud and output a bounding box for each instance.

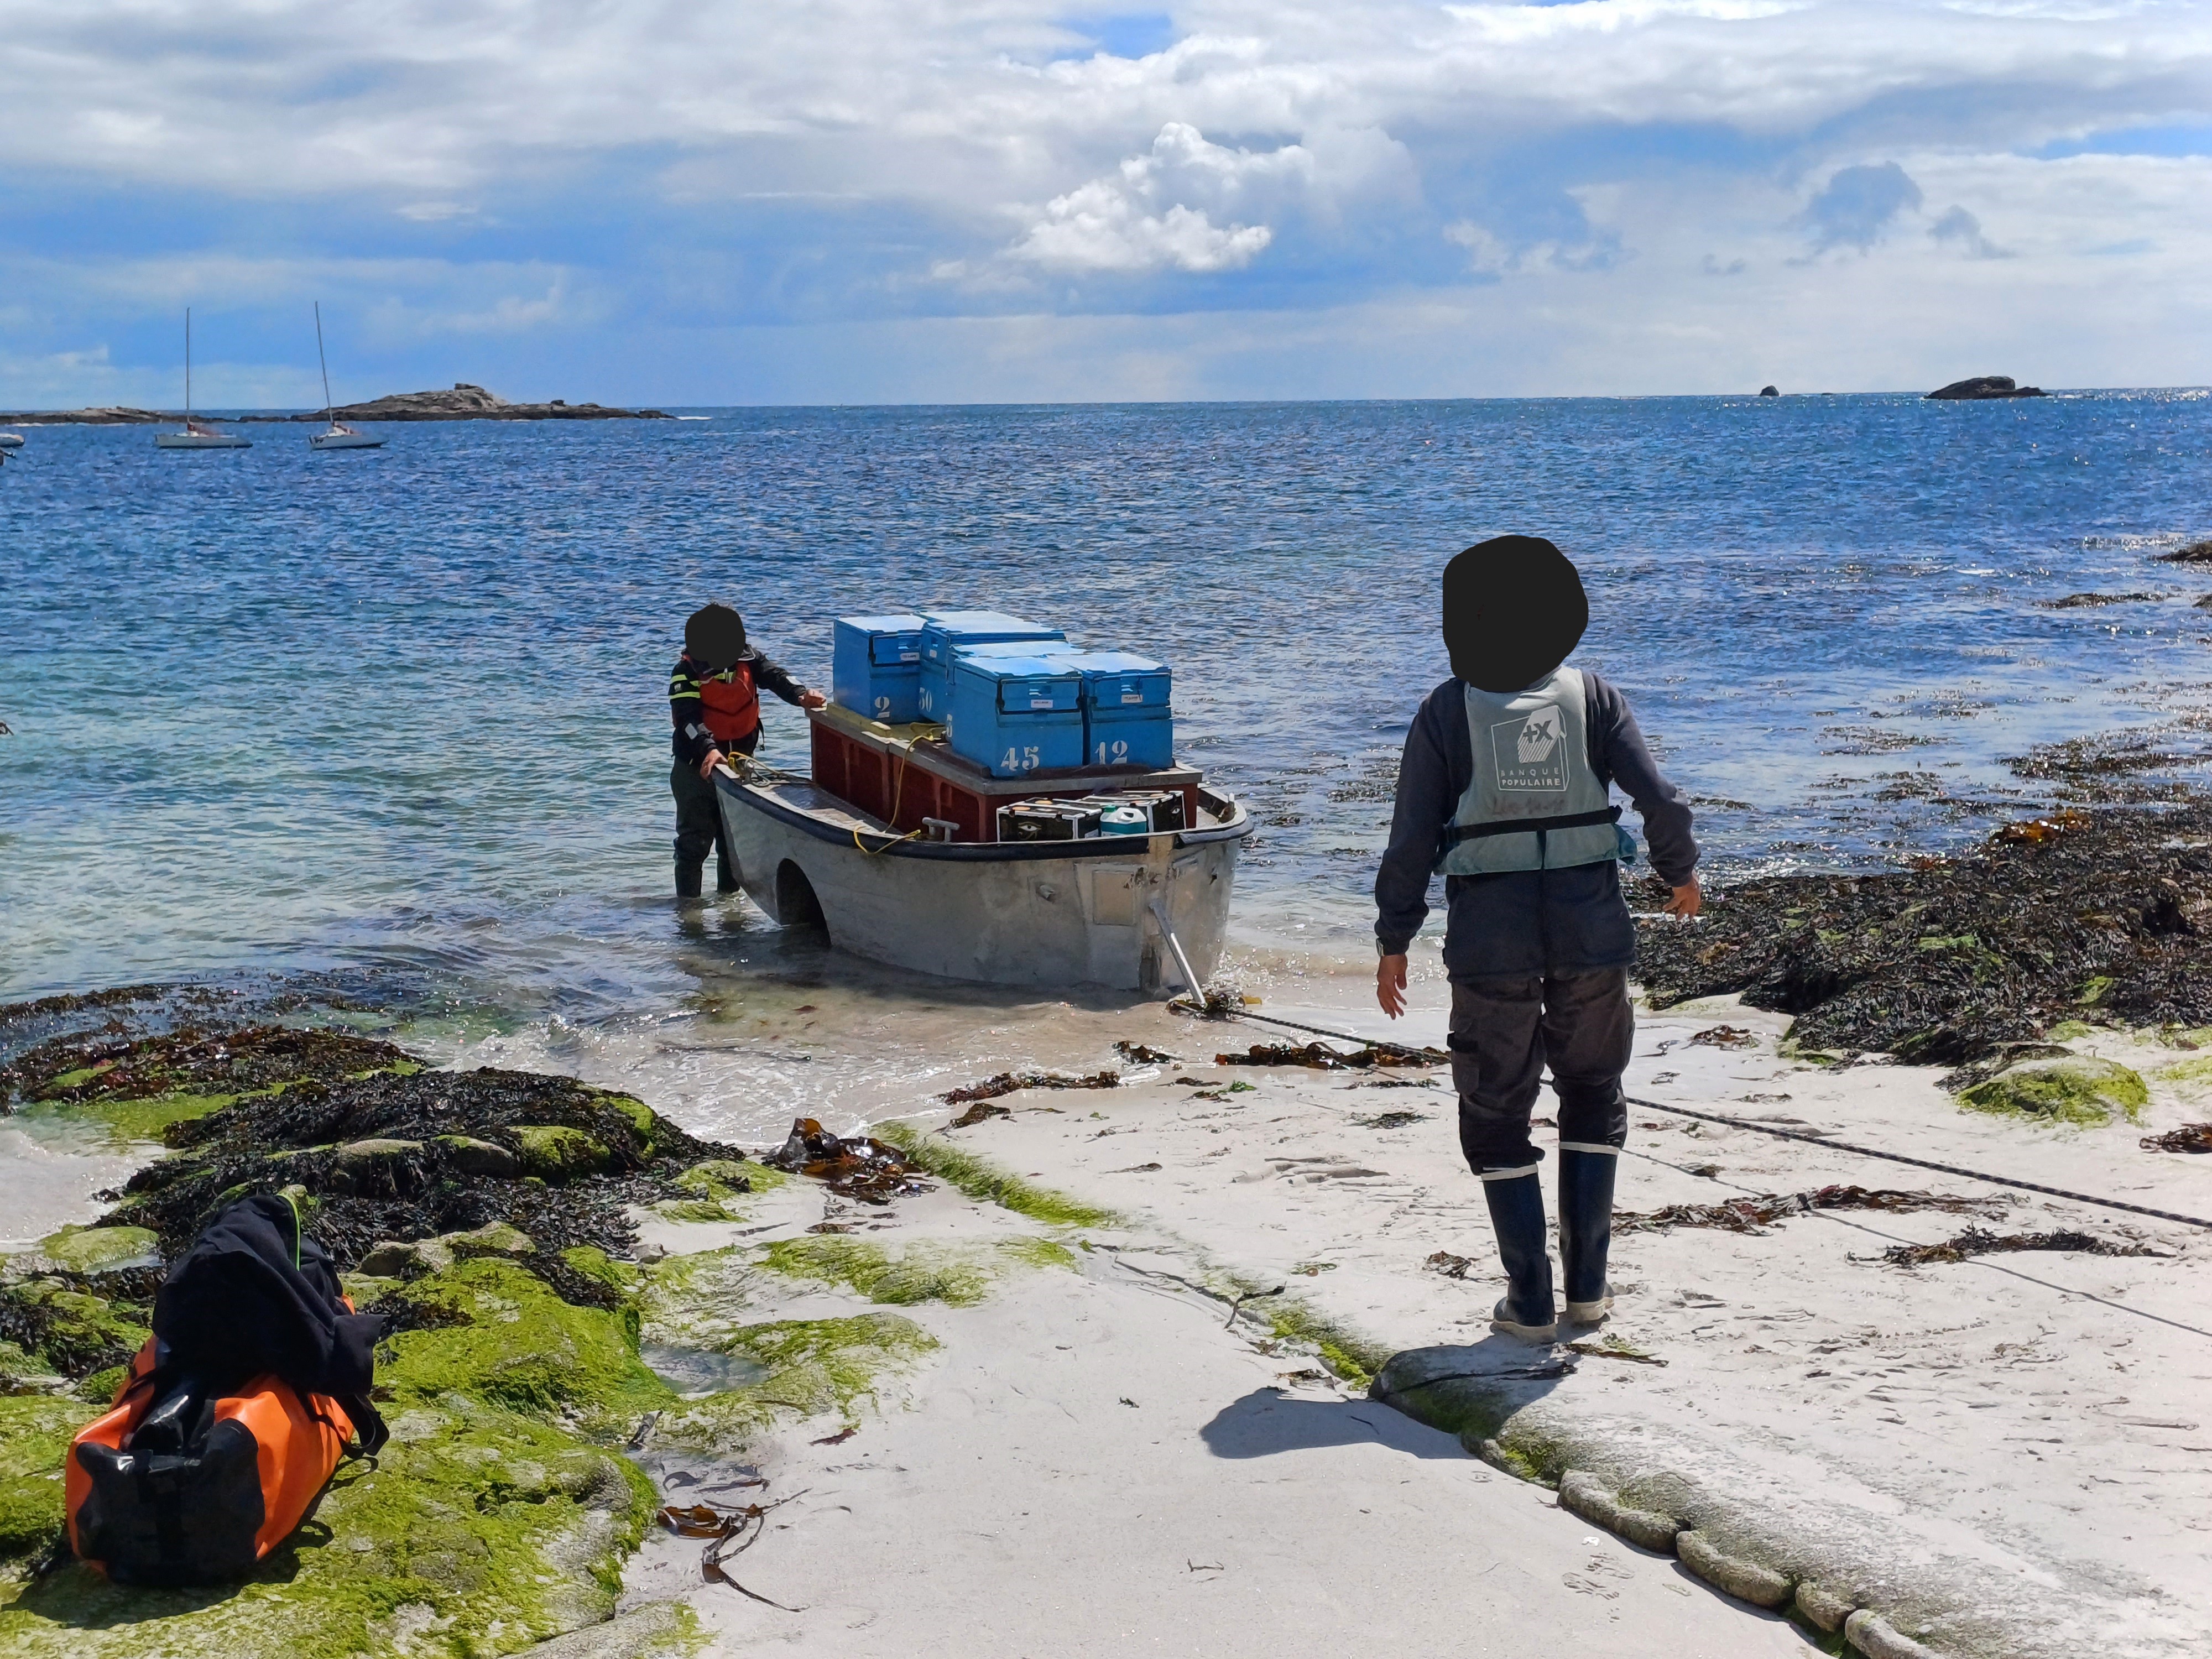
[1009,123,1302,273]
[0,2,2209,398]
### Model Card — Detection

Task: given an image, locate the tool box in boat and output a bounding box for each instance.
[1061,650,1173,770]
[915,612,1067,719]
[832,614,928,724]
[946,652,1087,776]
[997,799,1106,842]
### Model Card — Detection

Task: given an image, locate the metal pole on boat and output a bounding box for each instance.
[1148,897,1206,1007]
[314,301,333,425]
[184,309,191,424]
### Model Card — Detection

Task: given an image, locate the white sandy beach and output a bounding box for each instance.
[591,974,2210,1659]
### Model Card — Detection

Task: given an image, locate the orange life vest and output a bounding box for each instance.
[700,661,760,744]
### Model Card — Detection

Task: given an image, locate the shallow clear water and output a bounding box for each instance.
[4,393,2210,1138]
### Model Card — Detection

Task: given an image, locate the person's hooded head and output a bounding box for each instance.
[1440,535,1588,693]
[685,603,747,674]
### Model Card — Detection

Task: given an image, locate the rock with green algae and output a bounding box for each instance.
[512,1125,613,1182]
[32,1227,161,1275]
[1957,1055,2148,1126]
[0,1279,149,1380]
[444,1220,535,1260]
[654,1157,781,1222]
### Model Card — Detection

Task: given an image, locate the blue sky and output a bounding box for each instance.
[1,0,2208,407]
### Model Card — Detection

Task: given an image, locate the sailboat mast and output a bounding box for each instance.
[314,301,334,424]
[184,309,192,423]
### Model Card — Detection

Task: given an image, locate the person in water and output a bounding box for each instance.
[1373,536,1700,1343]
[670,603,826,899]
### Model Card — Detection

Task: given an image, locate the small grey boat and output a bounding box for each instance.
[712,739,1250,994]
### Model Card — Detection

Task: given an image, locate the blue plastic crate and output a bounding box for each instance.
[832,613,927,724]
[1062,651,1175,769]
[917,611,1066,669]
[915,616,1069,721]
[946,654,1086,777]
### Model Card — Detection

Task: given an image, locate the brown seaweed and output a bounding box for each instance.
[1635,794,2212,1063]
[940,1070,1119,1105]
[1215,1040,1448,1071]
[1883,1228,2169,1266]
[760,1117,931,1204]
[1613,1185,2010,1235]
[2140,1122,2212,1153]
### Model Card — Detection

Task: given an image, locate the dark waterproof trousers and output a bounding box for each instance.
[671,731,758,896]
[1449,969,1632,1174]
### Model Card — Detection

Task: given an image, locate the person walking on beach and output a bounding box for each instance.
[670,602,827,899]
[1373,536,1700,1343]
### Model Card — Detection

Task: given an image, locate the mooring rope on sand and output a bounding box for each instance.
[1178,999,2212,1232]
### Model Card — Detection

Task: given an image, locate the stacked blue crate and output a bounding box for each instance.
[915,611,1066,721]
[831,614,928,724]
[945,653,1086,777]
[1060,650,1173,769]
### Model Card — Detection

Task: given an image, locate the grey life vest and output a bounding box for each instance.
[1437,667,1630,876]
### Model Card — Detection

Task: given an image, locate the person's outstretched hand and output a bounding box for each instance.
[1376,953,1408,1019]
[1663,877,1703,918]
[800,690,829,710]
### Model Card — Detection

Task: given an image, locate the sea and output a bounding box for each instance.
[4,391,2211,1175]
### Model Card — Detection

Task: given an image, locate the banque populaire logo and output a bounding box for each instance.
[1491,705,1568,793]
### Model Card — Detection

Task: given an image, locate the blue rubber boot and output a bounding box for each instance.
[1558,1146,1618,1328]
[1480,1171,1557,1343]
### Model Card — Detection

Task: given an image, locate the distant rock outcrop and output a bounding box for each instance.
[0,406,173,424]
[2157,540,2212,564]
[268,383,671,422]
[0,385,671,425]
[1927,375,2047,400]
[1758,385,1779,397]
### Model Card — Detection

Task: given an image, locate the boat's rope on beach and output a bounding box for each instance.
[1183,1001,2212,1232]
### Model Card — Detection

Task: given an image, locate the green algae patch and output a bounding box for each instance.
[1958,1056,2147,1126]
[513,1124,613,1182]
[0,1394,85,1571]
[873,1122,1116,1227]
[1254,1296,1389,1393]
[656,1157,781,1222]
[13,1090,242,1150]
[761,1236,1076,1308]
[2153,1055,2212,1088]
[378,1259,669,1431]
[0,1280,149,1380]
[655,1313,936,1451]
[34,1227,160,1276]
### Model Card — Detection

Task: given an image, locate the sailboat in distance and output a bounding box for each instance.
[308,302,383,451]
[155,309,252,450]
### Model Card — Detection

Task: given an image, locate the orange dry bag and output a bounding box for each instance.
[64,1194,387,1585]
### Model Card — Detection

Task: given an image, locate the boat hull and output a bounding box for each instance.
[310,431,384,450]
[714,772,1249,994]
[154,433,251,450]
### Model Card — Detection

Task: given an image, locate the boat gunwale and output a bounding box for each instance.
[713,768,1252,863]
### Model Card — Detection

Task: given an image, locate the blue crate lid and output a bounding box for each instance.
[950,653,1083,712]
[1058,650,1170,708]
[836,614,927,665]
[920,610,1059,638]
[954,638,1078,660]
[1058,650,1166,677]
